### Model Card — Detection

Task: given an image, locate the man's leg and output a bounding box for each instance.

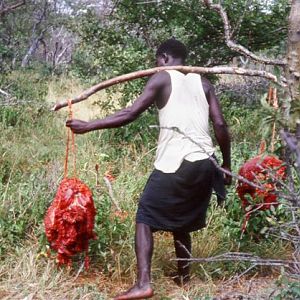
[172,231,191,286]
[114,223,154,300]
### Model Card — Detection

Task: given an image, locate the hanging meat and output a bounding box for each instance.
[237,155,286,211]
[44,177,96,268]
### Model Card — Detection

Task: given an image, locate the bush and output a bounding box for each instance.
[0,69,48,103]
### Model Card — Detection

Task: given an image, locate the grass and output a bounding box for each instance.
[0,238,110,300]
[0,73,297,299]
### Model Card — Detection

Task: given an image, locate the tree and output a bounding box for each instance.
[0,0,25,16]
[286,0,300,103]
[0,0,76,71]
[73,0,289,75]
[54,2,300,279]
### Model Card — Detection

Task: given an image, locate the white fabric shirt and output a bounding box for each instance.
[154,70,215,173]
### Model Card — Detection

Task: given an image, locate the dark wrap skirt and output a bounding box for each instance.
[136,158,225,233]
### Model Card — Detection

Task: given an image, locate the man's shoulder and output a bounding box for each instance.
[201,77,214,94]
[148,70,171,88]
[151,70,170,81]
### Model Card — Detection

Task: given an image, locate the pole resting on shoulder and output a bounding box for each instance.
[52,66,284,111]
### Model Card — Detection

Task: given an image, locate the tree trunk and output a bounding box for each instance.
[21,31,45,67]
[286,0,300,102]
[0,0,25,16]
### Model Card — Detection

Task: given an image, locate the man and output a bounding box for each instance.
[66,38,231,300]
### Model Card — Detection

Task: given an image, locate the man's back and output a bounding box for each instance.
[154,70,215,173]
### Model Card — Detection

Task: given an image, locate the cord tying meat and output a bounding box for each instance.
[44,100,96,268]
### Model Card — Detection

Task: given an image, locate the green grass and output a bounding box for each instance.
[0,73,297,299]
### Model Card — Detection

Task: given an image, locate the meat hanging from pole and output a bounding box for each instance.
[237,155,286,211]
[44,100,96,269]
[44,178,96,268]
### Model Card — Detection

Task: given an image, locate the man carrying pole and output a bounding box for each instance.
[66,38,231,300]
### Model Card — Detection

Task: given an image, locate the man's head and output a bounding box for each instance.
[156,38,188,67]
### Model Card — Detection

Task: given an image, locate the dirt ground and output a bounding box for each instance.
[73,269,280,300]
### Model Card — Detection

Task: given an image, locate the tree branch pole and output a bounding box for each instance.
[52,65,284,111]
[203,0,287,67]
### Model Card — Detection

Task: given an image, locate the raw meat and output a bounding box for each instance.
[237,155,286,210]
[44,178,96,268]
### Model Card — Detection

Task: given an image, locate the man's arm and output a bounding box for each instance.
[66,71,169,134]
[202,77,231,185]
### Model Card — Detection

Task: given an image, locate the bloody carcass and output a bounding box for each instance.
[237,155,286,211]
[44,178,96,268]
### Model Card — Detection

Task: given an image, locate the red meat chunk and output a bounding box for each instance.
[44,178,96,268]
[237,155,286,211]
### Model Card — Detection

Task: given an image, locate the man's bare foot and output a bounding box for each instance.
[113,284,154,300]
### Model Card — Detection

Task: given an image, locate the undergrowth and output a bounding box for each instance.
[0,72,296,299]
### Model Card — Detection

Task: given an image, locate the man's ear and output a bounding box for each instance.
[162,53,168,64]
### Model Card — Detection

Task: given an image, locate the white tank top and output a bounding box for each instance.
[154,70,215,173]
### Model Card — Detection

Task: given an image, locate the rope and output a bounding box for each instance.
[64,100,76,178]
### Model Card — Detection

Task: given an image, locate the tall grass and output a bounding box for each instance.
[0,72,295,299]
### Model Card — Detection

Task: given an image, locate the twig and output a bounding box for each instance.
[0,0,25,15]
[72,261,85,282]
[226,264,257,285]
[52,66,285,111]
[175,241,191,270]
[172,252,299,268]
[103,176,121,211]
[176,240,192,257]
[0,88,10,96]
[203,0,287,67]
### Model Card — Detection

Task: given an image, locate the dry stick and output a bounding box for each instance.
[172,253,299,267]
[173,248,300,279]
[0,88,10,96]
[175,240,192,271]
[103,176,121,212]
[0,0,25,15]
[203,0,287,67]
[226,264,257,285]
[52,66,284,111]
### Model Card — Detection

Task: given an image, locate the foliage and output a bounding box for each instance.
[0,0,298,298]
[72,0,289,74]
[0,69,49,102]
[0,106,20,127]
[0,70,298,298]
[274,276,300,300]
[0,0,73,72]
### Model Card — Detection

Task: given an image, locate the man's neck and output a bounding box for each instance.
[168,58,185,66]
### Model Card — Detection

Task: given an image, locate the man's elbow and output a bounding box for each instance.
[214,121,228,132]
[213,122,230,138]
[126,110,140,123]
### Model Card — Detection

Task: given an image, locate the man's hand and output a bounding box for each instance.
[66,119,91,134]
[222,165,232,186]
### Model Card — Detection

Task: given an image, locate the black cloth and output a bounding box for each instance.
[136,158,225,233]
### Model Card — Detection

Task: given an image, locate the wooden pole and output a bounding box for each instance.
[52,65,284,111]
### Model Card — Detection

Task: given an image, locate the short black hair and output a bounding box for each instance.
[156,38,188,61]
